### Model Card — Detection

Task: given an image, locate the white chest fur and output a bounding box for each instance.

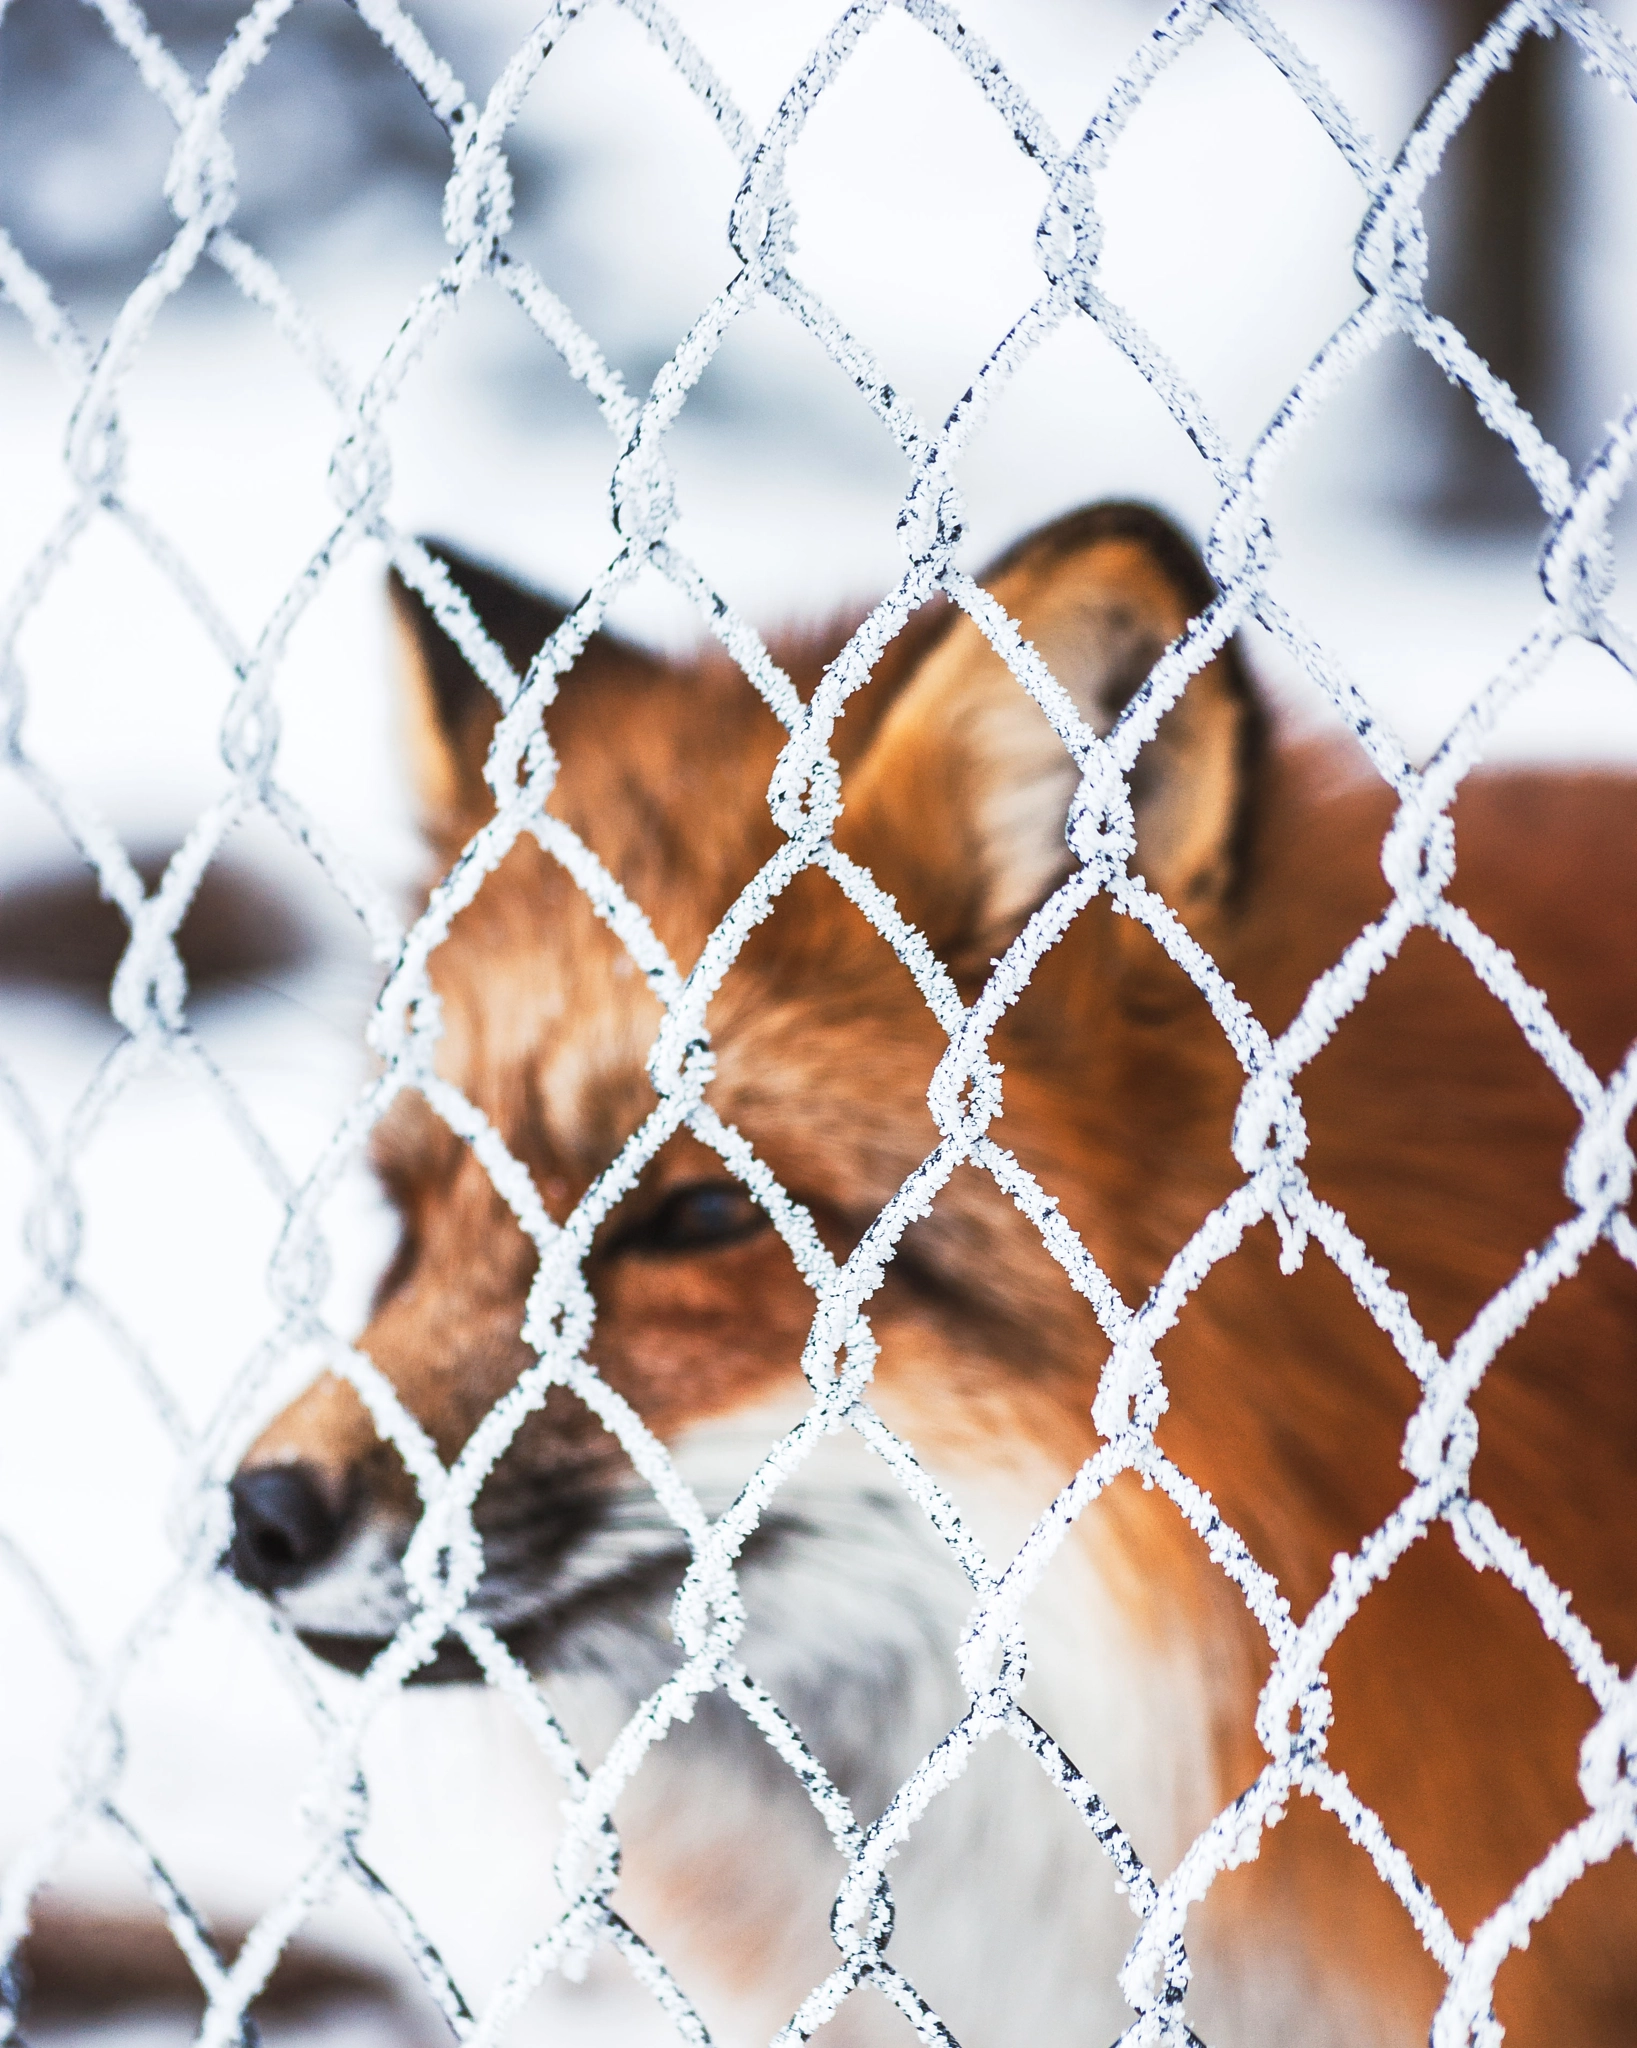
[552,1403,1223,2047]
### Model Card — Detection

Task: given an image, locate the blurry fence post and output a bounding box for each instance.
[1421,0,1570,523]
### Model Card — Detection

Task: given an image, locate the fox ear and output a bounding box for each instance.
[388,542,570,832]
[841,502,1262,971]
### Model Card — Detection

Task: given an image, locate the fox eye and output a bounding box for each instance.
[615,1182,769,1257]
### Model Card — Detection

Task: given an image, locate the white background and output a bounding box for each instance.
[1,1,1633,2039]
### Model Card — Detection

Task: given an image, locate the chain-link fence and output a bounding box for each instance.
[1,2,1634,2044]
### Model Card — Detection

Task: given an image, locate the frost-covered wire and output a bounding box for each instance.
[0,4,1634,2046]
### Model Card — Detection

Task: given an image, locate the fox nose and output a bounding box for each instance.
[228,1463,345,1592]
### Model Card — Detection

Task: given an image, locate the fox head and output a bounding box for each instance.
[223,502,1637,2042]
[229,501,1262,1675]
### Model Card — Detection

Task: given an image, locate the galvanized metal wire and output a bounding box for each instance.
[1,3,1634,2044]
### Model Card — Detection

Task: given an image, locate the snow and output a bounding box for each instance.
[1,0,1633,2040]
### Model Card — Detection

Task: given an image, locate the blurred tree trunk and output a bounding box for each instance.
[1420,1,1569,525]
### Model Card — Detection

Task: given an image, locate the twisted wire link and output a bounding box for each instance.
[0,2,1633,2045]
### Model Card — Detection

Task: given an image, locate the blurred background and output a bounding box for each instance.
[1,1,1633,2041]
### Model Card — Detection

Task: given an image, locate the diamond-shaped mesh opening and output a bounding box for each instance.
[0,0,181,313]
[1324,1522,1607,1929]
[2,3,1635,2045]
[1093,11,1372,453]
[786,9,1056,428]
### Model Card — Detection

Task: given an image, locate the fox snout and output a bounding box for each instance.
[228,1461,348,1593]
[226,1368,631,1678]
[227,1372,418,1667]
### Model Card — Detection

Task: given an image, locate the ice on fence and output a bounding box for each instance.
[1,1,1635,2044]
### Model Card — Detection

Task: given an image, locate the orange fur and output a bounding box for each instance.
[235,507,1636,2043]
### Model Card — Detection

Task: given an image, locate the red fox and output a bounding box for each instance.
[225,503,1636,2045]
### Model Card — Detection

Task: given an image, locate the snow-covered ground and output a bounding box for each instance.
[2,0,1634,2039]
